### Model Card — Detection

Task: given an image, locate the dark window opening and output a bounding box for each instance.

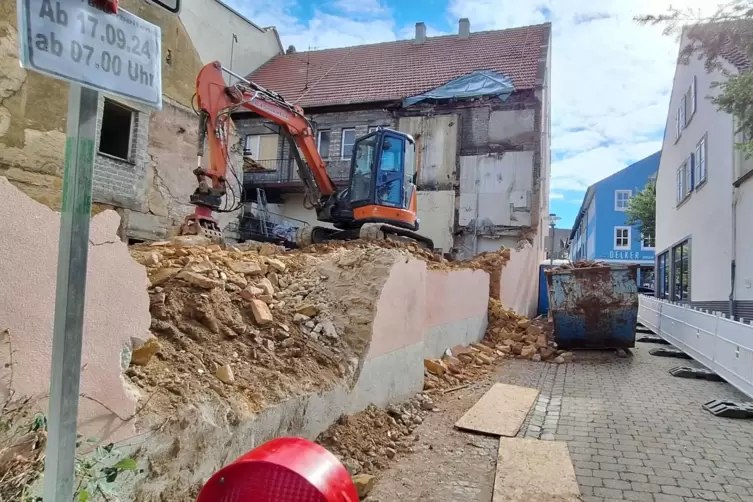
[671,240,690,302]
[99,99,134,161]
[657,252,669,299]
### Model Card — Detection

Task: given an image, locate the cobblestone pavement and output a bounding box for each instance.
[368,343,753,501]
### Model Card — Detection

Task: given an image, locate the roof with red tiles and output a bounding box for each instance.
[246,23,551,108]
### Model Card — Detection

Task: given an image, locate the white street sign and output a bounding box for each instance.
[17,0,163,110]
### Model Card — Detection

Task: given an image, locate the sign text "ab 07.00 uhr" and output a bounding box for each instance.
[17,0,163,109]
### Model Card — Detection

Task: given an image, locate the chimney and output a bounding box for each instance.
[286,45,296,54]
[458,18,470,39]
[415,22,426,44]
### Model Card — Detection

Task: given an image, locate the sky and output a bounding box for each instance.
[228,0,711,229]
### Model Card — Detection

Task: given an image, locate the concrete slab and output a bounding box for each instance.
[455,383,538,436]
[493,438,580,502]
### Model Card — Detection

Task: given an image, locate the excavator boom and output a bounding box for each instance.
[181,61,433,252]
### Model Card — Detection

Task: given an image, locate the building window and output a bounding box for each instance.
[671,240,690,301]
[695,135,707,186]
[317,130,331,159]
[614,190,632,211]
[614,226,630,250]
[657,252,669,299]
[99,99,134,161]
[641,232,655,249]
[244,134,279,161]
[341,128,356,159]
[676,159,691,203]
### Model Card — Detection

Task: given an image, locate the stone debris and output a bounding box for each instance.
[215,363,235,384]
[316,396,434,478]
[127,240,408,415]
[130,338,162,366]
[351,474,376,498]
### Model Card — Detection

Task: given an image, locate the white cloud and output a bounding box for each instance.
[228,0,397,50]
[329,0,390,16]
[447,0,712,190]
[550,192,565,200]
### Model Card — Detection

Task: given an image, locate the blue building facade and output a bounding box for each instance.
[568,151,660,289]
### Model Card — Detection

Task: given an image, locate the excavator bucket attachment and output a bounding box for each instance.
[180,207,224,244]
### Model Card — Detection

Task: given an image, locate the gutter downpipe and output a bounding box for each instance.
[730,183,738,318]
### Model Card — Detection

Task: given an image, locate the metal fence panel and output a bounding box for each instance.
[638,295,753,399]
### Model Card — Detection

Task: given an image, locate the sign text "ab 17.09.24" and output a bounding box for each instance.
[17,0,163,109]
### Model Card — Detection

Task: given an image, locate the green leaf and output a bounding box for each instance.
[78,489,89,502]
[114,457,138,470]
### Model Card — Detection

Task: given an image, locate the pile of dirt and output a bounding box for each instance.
[549,259,607,271]
[316,396,432,477]
[127,237,407,416]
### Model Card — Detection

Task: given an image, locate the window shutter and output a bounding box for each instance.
[675,111,680,140]
[691,76,697,115]
[676,168,682,201]
[687,154,694,192]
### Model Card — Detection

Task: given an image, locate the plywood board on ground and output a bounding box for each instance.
[493,438,580,502]
[454,383,538,436]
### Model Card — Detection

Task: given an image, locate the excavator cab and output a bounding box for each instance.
[346,129,420,232]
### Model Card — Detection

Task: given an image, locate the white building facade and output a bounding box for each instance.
[655,30,753,318]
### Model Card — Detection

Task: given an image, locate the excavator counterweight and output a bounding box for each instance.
[180,61,434,251]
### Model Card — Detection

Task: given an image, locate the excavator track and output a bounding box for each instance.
[359,223,435,250]
[296,223,434,250]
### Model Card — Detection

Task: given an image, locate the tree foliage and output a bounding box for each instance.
[625,179,656,239]
[636,1,753,154]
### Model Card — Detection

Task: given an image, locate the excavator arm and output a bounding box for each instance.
[180,61,336,242]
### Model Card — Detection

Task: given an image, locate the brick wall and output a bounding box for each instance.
[93,95,150,212]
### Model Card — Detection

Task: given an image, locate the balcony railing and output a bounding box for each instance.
[243,158,351,188]
[238,206,309,244]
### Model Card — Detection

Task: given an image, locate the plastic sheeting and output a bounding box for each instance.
[403,70,515,107]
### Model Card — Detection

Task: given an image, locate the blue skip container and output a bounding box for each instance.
[545,264,639,350]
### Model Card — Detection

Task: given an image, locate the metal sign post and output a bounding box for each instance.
[43,82,98,502]
[14,1,167,499]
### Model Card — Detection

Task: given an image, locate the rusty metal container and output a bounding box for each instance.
[545,264,639,349]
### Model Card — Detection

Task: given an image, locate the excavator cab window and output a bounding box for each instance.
[349,134,377,203]
[348,130,415,210]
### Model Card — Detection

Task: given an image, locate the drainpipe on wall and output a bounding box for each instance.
[730,183,739,318]
[473,161,480,255]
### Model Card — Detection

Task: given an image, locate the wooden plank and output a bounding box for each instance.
[493,438,580,502]
[454,383,538,436]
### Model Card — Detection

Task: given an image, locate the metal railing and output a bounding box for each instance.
[238,206,309,244]
[638,295,753,399]
[243,158,351,186]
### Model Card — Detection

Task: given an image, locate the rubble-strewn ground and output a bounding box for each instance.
[314,291,573,495]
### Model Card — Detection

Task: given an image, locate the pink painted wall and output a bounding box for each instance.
[500,245,541,318]
[424,269,489,328]
[0,178,150,441]
[367,260,427,359]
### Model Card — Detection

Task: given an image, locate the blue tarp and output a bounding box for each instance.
[403,70,515,107]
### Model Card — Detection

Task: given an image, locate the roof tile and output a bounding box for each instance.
[247,24,551,108]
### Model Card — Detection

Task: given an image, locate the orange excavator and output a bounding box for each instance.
[179,61,434,250]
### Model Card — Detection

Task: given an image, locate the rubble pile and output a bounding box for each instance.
[127,237,401,414]
[485,299,572,363]
[317,396,433,476]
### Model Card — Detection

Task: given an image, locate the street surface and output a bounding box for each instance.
[369,343,753,502]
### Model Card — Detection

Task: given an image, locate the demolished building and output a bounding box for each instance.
[238,21,550,259]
